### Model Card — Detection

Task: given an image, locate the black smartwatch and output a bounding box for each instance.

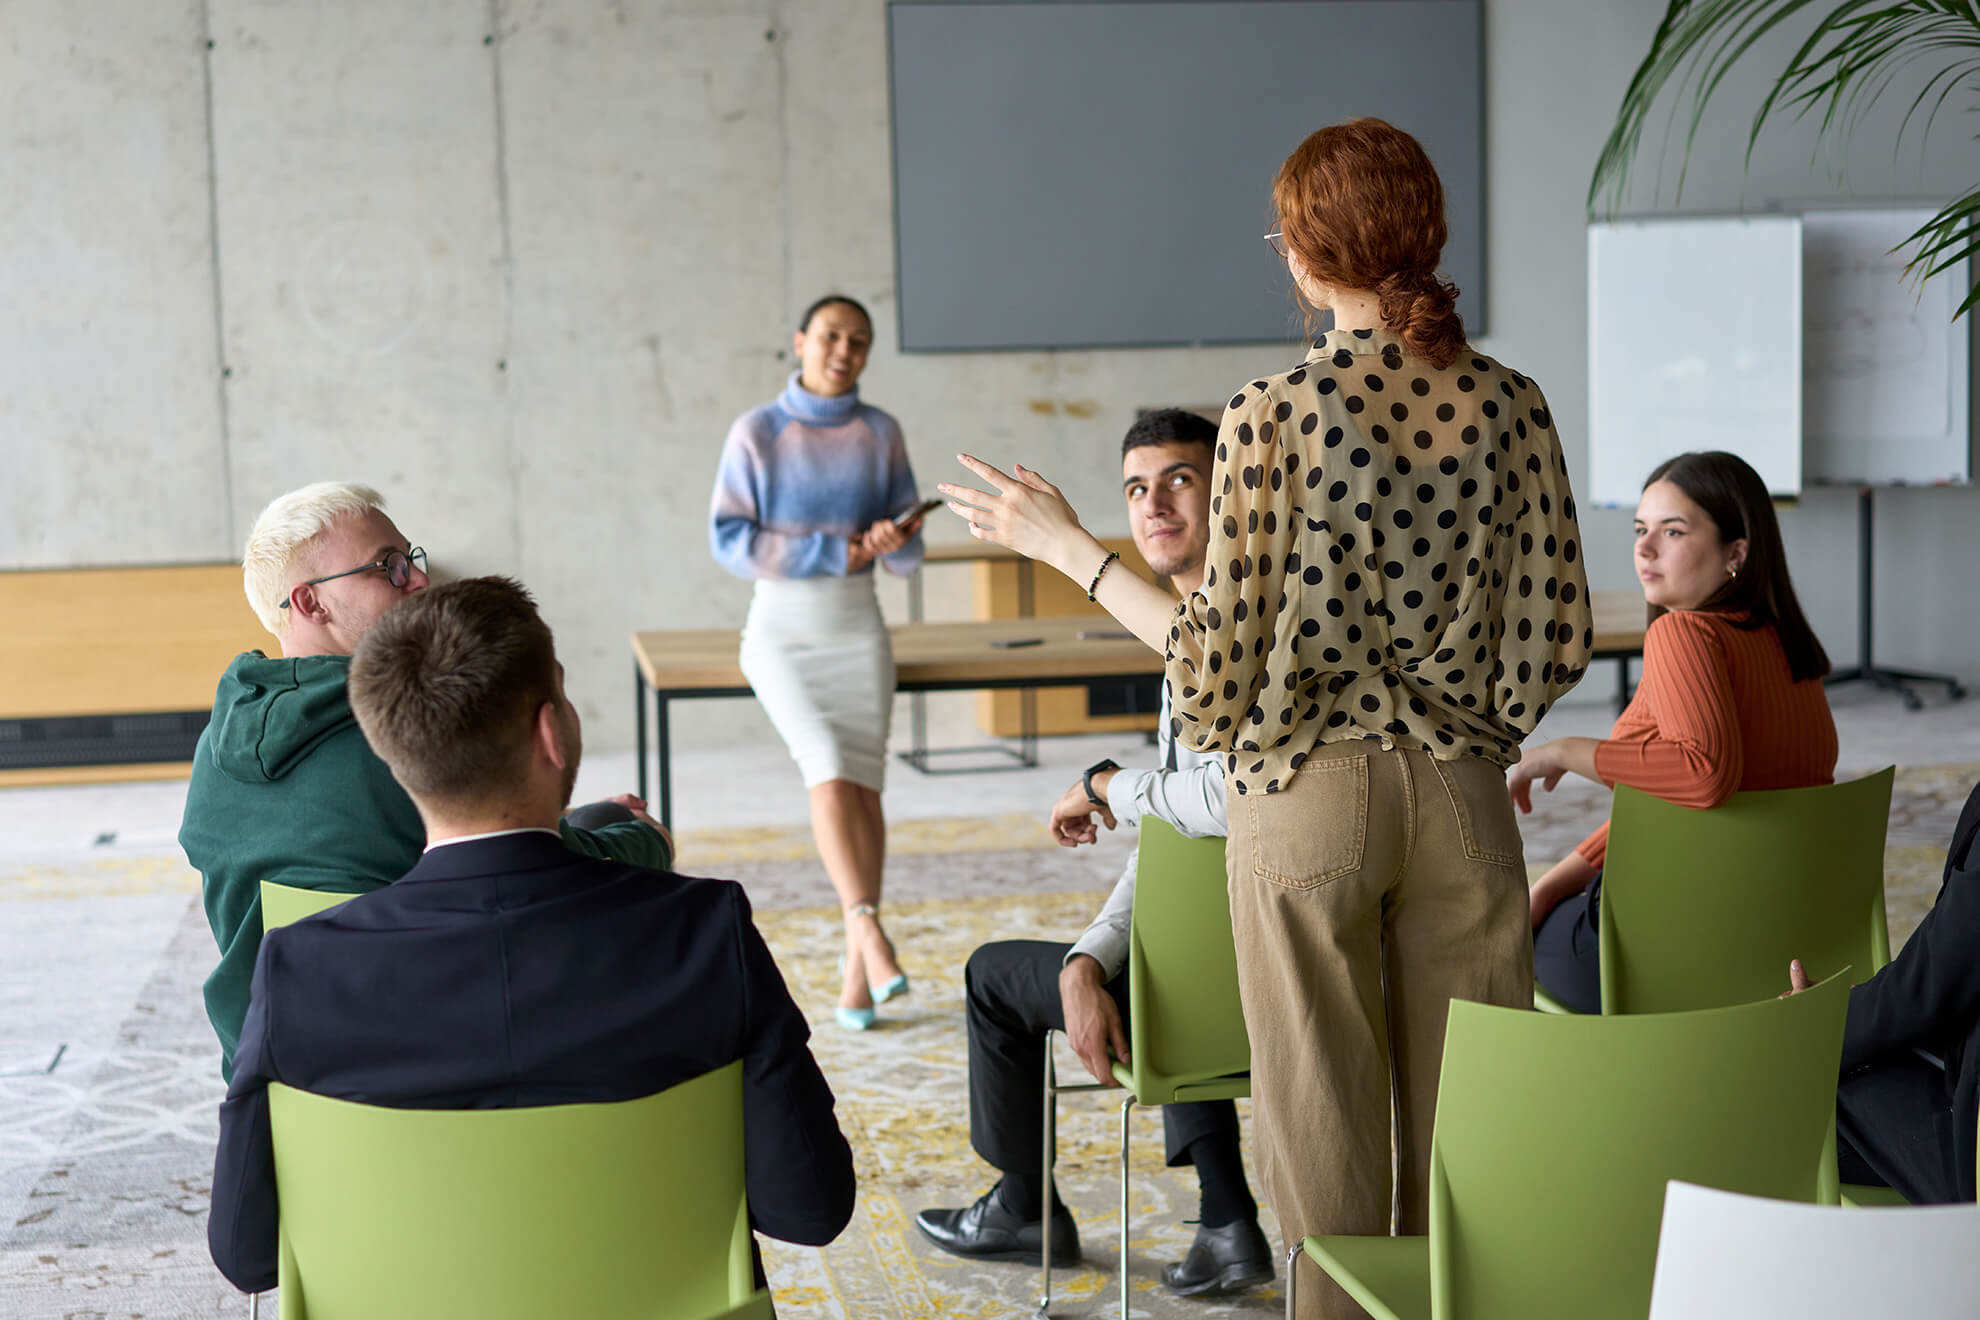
[1082,758,1121,807]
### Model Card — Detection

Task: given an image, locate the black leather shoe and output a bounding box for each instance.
[914,1186,1081,1266]
[1160,1218,1274,1297]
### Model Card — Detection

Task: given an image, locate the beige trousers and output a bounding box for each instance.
[1225,741,1531,1320]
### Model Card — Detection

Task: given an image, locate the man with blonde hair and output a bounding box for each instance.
[207,577,855,1294]
[180,482,668,1081]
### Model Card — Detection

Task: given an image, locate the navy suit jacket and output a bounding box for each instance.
[1842,779,1980,1201]
[208,831,856,1292]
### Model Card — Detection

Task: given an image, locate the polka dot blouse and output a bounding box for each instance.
[1166,329,1595,796]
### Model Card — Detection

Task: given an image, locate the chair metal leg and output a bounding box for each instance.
[1119,1095,1135,1320]
[1285,1242,1303,1319]
[1035,1030,1117,1318]
[1039,1035,1056,1318]
[248,1292,260,1320]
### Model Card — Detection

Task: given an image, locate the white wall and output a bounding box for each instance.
[6,1,1976,751]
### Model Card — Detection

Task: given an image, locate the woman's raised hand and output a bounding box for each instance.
[938,454,1097,579]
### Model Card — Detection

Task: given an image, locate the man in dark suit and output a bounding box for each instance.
[1790,778,1980,1203]
[207,576,856,1293]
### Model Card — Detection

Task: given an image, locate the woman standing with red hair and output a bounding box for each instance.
[942,119,1592,1316]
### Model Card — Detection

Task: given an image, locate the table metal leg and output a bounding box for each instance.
[635,662,649,804]
[908,684,930,773]
[1013,560,1038,767]
[907,568,931,768]
[656,695,673,829]
[895,557,1048,775]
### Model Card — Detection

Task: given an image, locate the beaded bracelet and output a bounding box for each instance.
[1086,550,1121,602]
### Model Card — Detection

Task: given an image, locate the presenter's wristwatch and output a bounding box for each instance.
[1082,758,1121,807]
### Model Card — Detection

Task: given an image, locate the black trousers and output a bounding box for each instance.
[1532,873,1603,1015]
[1836,1051,1971,1204]
[964,939,1241,1181]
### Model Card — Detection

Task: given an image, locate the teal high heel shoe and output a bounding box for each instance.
[834,953,878,1030]
[847,902,909,1004]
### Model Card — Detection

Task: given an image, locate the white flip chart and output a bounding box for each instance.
[1588,217,1804,507]
[1802,207,1970,485]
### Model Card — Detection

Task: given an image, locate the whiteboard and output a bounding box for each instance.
[1802,207,1971,484]
[1588,217,1804,507]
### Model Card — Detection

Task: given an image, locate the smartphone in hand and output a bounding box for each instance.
[893,497,945,528]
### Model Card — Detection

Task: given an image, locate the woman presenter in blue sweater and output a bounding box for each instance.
[710,294,927,1030]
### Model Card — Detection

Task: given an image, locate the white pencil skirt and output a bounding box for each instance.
[739,574,896,792]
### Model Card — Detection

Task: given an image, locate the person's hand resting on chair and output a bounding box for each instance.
[1060,954,1129,1085]
[1781,958,1811,997]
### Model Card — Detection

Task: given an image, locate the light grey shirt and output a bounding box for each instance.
[1063,687,1227,981]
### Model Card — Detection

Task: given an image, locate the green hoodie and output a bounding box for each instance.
[180,651,671,1081]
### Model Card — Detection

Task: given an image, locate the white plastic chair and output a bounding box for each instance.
[1649,1180,1980,1319]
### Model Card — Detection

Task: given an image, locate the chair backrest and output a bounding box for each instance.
[259,881,355,930]
[268,1060,754,1319]
[1122,816,1248,1100]
[1599,768,1894,1014]
[1649,1180,1980,1318]
[1427,975,1848,1320]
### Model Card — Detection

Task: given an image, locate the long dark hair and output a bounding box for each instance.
[797,293,871,334]
[1643,451,1830,682]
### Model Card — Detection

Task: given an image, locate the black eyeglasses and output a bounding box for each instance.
[281,546,427,608]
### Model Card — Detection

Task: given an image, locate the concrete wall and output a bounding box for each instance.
[5,1,1975,751]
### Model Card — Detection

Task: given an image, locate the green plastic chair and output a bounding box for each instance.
[258,881,358,930]
[1038,816,1250,1318]
[1534,770,1894,1015]
[248,883,360,1318]
[1838,1182,1909,1207]
[1291,974,1849,1320]
[1597,769,1894,1015]
[1542,771,1895,1205]
[1532,982,1575,1014]
[266,1060,766,1319]
[703,1298,774,1320]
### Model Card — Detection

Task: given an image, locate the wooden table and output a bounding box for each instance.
[631,617,1159,825]
[1589,589,1649,707]
[631,595,1648,828]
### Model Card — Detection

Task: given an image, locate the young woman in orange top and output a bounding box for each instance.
[1513,450,1837,1011]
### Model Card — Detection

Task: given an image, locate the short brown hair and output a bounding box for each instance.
[1273,118,1466,368]
[348,577,559,802]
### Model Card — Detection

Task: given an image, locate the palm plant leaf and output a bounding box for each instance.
[1589,0,1980,314]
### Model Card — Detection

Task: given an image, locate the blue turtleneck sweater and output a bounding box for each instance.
[709,373,925,580]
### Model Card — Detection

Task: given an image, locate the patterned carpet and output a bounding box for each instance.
[0,763,1971,1318]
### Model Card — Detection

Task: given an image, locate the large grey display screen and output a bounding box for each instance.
[887,1,1484,352]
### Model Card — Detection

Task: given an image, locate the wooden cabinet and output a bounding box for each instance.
[970,535,1164,736]
[0,563,269,784]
